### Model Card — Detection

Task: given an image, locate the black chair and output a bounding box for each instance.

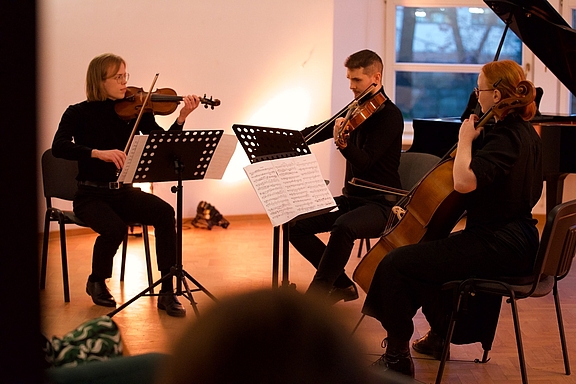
[436,199,576,384]
[357,152,441,257]
[40,149,154,302]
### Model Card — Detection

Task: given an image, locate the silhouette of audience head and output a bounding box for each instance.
[156,288,380,384]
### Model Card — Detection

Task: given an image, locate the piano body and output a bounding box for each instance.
[411,0,576,214]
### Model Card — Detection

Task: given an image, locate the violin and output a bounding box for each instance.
[115,86,221,121]
[352,80,536,293]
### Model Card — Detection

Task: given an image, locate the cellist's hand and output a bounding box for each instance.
[459,114,482,145]
[92,149,126,169]
[334,117,348,149]
[453,114,480,193]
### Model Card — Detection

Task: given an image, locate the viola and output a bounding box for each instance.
[304,83,379,143]
[115,86,221,121]
[336,92,386,143]
[352,80,536,293]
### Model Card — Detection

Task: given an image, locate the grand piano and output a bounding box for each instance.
[410,0,576,214]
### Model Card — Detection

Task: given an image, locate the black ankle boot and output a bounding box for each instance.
[371,338,414,378]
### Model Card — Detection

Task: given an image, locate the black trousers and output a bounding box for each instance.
[74,185,177,279]
[289,195,391,291]
[362,221,538,343]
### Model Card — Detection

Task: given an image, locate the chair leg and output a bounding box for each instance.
[508,298,529,384]
[120,232,128,282]
[351,314,365,335]
[356,238,372,258]
[40,212,51,289]
[58,221,70,303]
[553,280,571,375]
[435,292,462,384]
[142,225,154,295]
[357,238,365,258]
[475,349,491,364]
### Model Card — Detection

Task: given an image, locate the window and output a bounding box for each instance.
[386,3,522,121]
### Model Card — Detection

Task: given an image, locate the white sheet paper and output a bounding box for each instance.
[244,154,336,226]
[205,134,237,180]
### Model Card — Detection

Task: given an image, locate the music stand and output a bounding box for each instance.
[108,130,224,318]
[232,124,336,288]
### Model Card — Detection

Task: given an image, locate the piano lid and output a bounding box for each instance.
[485,0,576,96]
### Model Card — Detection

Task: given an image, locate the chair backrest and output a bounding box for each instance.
[537,199,576,281]
[41,149,79,202]
[398,151,441,190]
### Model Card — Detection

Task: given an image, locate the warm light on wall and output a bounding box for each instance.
[134,182,153,193]
[221,87,312,183]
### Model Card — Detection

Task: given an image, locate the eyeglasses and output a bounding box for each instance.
[106,73,130,84]
[474,87,494,97]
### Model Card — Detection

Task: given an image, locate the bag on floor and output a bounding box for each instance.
[191,200,230,230]
[42,315,123,368]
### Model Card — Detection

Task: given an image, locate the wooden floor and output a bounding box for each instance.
[40,215,576,383]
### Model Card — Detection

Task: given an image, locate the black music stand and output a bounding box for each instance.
[108,130,223,318]
[232,124,336,288]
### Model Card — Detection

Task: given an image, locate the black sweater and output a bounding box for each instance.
[52,99,182,182]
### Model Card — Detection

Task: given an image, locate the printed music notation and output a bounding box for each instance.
[244,153,336,227]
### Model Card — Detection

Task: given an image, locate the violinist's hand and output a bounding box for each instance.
[333,117,348,149]
[92,149,126,169]
[459,114,482,145]
[177,94,201,124]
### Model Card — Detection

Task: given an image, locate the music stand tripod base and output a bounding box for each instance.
[108,130,223,318]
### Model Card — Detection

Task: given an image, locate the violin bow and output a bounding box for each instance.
[123,73,159,154]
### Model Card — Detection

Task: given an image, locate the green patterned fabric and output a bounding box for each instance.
[43,316,123,368]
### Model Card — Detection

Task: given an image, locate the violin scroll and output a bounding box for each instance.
[200,94,221,110]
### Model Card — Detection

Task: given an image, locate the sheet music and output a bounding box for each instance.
[205,134,237,179]
[117,135,148,183]
[244,153,336,227]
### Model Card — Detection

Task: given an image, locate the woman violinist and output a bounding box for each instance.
[289,49,404,303]
[364,60,543,378]
[52,53,200,317]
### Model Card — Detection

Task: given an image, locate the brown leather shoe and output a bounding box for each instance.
[86,280,116,307]
[157,293,186,317]
[327,283,359,305]
[412,329,449,360]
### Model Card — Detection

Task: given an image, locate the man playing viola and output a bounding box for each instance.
[290,49,404,303]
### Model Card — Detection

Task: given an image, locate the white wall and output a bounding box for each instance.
[37,0,337,228]
[37,0,575,231]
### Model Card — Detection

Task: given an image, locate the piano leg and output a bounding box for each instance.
[545,173,568,214]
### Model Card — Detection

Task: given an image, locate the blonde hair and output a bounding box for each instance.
[481,60,537,121]
[85,53,125,101]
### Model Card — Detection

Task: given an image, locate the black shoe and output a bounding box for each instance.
[86,280,116,307]
[327,283,359,305]
[371,351,415,378]
[157,293,186,317]
[412,329,449,360]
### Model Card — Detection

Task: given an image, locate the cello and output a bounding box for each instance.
[353,80,537,293]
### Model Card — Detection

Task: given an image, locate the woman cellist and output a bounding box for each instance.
[364,60,542,378]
